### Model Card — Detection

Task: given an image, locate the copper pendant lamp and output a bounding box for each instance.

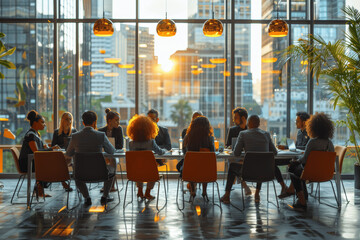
[203,0,223,37]
[93,0,114,37]
[156,0,176,37]
[268,0,288,37]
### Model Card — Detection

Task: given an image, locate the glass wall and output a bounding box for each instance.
[0,0,358,174]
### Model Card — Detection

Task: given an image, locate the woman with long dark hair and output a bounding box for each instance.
[178,116,215,200]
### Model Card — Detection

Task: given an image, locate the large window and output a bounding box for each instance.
[0,0,358,174]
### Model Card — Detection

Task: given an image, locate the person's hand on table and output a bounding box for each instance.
[51,145,61,150]
[277,145,286,150]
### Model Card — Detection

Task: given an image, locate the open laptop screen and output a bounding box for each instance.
[286,138,296,151]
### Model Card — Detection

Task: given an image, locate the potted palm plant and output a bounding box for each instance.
[279,6,360,188]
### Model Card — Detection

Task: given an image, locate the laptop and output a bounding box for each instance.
[286,138,297,152]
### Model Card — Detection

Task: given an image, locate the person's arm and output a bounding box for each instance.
[65,137,75,157]
[298,139,314,165]
[51,130,58,147]
[209,136,215,152]
[103,134,116,154]
[181,128,187,139]
[225,128,232,147]
[152,139,166,155]
[162,128,172,150]
[29,141,39,153]
[115,127,124,149]
[233,132,244,156]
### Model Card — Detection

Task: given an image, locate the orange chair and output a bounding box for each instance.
[31,152,72,209]
[297,151,338,208]
[176,151,221,211]
[334,145,349,203]
[124,151,167,211]
[10,147,27,204]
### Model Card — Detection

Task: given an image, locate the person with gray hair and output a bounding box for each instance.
[221,115,288,204]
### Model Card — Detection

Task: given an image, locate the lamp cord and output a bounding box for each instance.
[212,0,214,19]
[103,0,105,18]
[165,0,168,19]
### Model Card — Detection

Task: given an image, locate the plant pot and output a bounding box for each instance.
[354,163,360,189]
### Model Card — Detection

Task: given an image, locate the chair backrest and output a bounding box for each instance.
[34,151,70,182]
[125,151,160,182]
[334,145,347,174]
[74,152,109,182]
[301,151,336,182]
[182,151,217,182]
[241,152,275,182]
[10,147,24,174]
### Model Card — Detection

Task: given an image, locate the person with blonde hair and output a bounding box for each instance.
[51,112,77,149]
[127,115,167,200]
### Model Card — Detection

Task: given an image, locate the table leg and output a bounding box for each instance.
[335,156,341,207]
[27,154,32,210]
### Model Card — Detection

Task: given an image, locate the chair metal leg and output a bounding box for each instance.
[330,180,340,208]
[176,178,185,210]
[123,180,133,209]
[11,175,23,204]
[223,160,228,185]
[17,175,26,197]
[272,181,279,208]
[114,177,121,204]
[341,178,349,203]
[119,162,124,188]
[214,181,222,213]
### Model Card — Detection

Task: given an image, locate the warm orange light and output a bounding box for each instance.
[99,49,106,54]
[3,129,15,140]
[156,19,177,37]
[154,213,160,222]
[261,70,282,74]
[15,101,25,107]
[0,118,9,121]
[58,206,67,213]
[83,61,92,66]
[104,58,121,64]
[93,18,114,37]
[104,72,119,77]
[118,64,134,69]
[223,71,230,76]
[201,64,216,68]
[191,69,203,75]
[235,66,242,69]
[94,70,106,73]
[89,206,105,212]
[127,70,142,74]
[240,61,250,66]
[161,60,174,72]
[191,65,198,69]
[203,19,223,37]
[196,205,201,216]
[262,57,278,63]
[301,60,308,65]
[235,72,248,76]
[210,58,227,64]
[268,19,288,37]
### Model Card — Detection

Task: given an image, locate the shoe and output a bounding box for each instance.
[202,193,209,202]
[64,187,73,192]
[84,197,92,206]
[255,194,260,204]
[220,195,230,204]
[101,196,114,205]
[144,194,155,201]
[278,191,295,199]
[110,187,118,192]
[293,201,307,211]
[62,182,73,192]
[100,188,104,193]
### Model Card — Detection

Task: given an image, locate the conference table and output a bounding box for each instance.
[26,150,342,209]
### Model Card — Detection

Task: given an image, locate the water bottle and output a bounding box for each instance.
[125,136,130,151]
[273,133,277,146]
[179,137,183,151]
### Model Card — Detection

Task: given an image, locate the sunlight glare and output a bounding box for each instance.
[161,60,174,72]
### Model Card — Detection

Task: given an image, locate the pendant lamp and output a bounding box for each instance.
[93,0,114,37]
[268,0,288,37]
[156,0,176,37]
[203,0,223,37]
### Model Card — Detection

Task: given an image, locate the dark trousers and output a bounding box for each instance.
[225,162,284,192]
[289,163,305,193]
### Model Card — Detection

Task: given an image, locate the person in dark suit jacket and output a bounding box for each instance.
[51,112,77,149]
[181,111,203,139]
[225,107,248,148]
[147,109,171,151]
[221,115,287,204]
[66,111,116,206]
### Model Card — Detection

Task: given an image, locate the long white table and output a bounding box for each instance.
[26,150,341,209]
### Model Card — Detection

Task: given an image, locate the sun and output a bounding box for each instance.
[160,60,174,72]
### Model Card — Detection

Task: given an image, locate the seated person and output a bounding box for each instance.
[220,115,287,204]
[51,112,77,149]
[127,115,166,200]
[98,108,124,192]
[66,111,116,206]
[286,113,335,210]
[225,107,248,148]
[177,116,214,200]
[18,110,62,197]
[278,111,310,150]
[181,111,203,139]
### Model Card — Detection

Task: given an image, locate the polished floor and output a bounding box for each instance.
[0,178,359,239]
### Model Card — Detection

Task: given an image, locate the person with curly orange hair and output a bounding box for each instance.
[126,115,166,200]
